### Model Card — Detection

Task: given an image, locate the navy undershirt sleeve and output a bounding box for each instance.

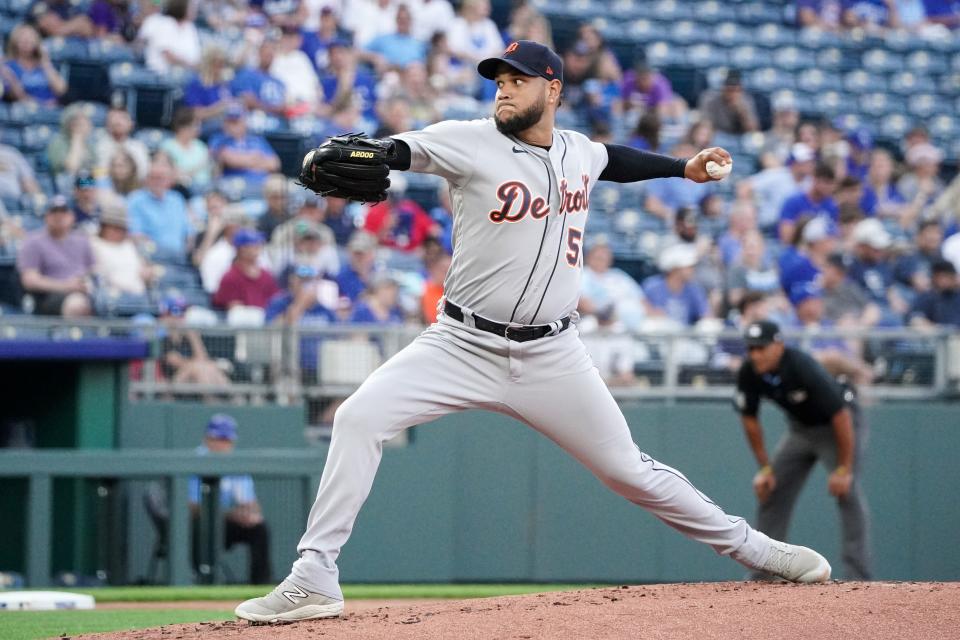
[599,144,688,182]
[386,138,412,171]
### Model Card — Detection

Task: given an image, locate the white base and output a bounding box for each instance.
[0,591,95,611]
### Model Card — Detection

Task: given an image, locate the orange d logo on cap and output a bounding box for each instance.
[505,42,519,54]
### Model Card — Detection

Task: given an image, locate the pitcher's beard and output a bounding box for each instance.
[494,95,547,135]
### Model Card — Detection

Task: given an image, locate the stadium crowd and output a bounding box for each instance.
[0,0,958,386]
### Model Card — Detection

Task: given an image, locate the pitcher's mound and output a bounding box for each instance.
[82,581,960,640]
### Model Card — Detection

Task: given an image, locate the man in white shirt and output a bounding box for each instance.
[270,26,325,114]
[137,0,201,75]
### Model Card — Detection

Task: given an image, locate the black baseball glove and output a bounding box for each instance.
[297,132,396,202]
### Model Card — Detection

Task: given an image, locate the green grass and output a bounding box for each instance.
[57,583,597,603]
[0,609,234,640]
[0,584,597,639]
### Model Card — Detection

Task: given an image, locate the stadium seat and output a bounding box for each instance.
[772,46,805,71]
[0,127,21,147]
[729,45,764,69]
[862,48,901,73]
[645,41,686,66]
[906,50,947,75]
[608,0,640,19]
[833,113,867,133]
[797,69,843,93]
[712,22,746,48]
[843,70,886,93]
[888,71,936,95]
[928,115,956,140]
[859,92,892,117]
[668,20,699,45]
[879,114,911,141]
[754,23,794,49]
[64,60,113,104]
[907,94,938,119]
[44,36,89,63]
[814,46,847,71]
[736,3,788,25]
[697,0,724,23]
[21,125,54,152]
[625,18,659,41]
[941,72,960,94]
[746,67,794,92]
[687,44,725,67]
[797,27,844,50]
[652,0,683,21]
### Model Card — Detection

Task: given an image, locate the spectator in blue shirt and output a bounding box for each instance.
[208,104,281,188]
[908,260,960,327]
[127,159,193,259]
[182,47,234,122]
[349,273,404,324]
[778,216,836,297]
[642,243,711,326]
[231,39,287,117]
[188,414,271,585]
[894,220,943,293]
[847,218,906,324]
[2,24,67,104]
[364,5,427,72]
[336,231,378,303]
[922,0,960,27]
[266,264,339,373]
[861,148,906,222]
[301,6,346,72]
[779,162,839,245]
[842,0,901,29]
[319,40,378,121]
[644,142,717,223]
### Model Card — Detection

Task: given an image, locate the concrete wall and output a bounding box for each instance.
[117,401,960,583]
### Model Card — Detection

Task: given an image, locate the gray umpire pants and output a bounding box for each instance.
[755,407,873,580]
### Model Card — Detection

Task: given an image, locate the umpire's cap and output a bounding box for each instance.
[478,40,563,84]
[743,320,783,347]
[206,414,238,441]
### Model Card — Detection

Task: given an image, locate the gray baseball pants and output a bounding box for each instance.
[754,409,872,580]
[290,314,773,599]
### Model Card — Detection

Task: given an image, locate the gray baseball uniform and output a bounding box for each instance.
[288,118,774,599]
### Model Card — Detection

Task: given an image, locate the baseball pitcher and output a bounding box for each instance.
[236,41,831,623]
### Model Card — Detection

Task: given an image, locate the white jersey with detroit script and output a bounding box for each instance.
[393,118,609,325]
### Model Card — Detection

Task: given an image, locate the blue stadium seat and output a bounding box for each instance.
[888,71,936,95]
[736,3,788,25]
[816,91,859,115]
[687,44,725,67]
[941,72,960,94]
[772,46,806,71]
[797,27,844,50]
[134,128,169,153]
[625,18,659,41]
[883,29,929,53]
[879,114,911,141]
[0,127,21,147]
[668,20,699,45]
[754,23,795,48]
[862,48,902,73]
[20,125,54,152]
[711,22,746,47]
[45,37,89,63]
[833,113,868,133]
[814,47,846,71]
[929,114,957,140]
[906,50,947,75]
[907,94,938,119]
[696,0,725,23]
[843,70,886,93]
[652,0,684,21]
[859,92,892,117]
[608,0,641,20]
[797,69,843,93]
[746,67,795,92]
[86,39,137,64]
[729,45,764,69]
[645,41,686,66]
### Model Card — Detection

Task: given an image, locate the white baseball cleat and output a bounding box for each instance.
[759,540,832,583]
[235,579,344,623]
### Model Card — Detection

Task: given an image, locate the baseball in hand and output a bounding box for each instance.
[706,160,732,180]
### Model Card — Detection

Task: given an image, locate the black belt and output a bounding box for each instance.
[444,300,570,343]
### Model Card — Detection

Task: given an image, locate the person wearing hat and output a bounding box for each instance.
[697,69,759,134]
[91,200,159,297]
[777,216,836,303]
[16,195,94,317]
[237,38,828,624]
[335,230,379,303]
[847,218,907,324]
[71,169,102,227]
[907,259,960,327]
[642,242,710,326]
[158,289,231,388]
[734,319,873,580]
[208,103,281,187]
[266,264,338,326]
[268,191,339,274]
[779,162,839,245]
[188,414,272,585]
[213,228,280,310]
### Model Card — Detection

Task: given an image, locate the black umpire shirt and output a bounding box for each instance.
[734,347,848,427]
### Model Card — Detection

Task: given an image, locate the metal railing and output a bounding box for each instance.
[0,316,958,404]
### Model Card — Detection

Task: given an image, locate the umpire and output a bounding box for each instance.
[734,320,872,580]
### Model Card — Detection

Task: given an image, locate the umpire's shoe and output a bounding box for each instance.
[759,540,832,583]
[235,579,344,623]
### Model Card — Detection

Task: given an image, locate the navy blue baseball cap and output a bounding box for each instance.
[206,413,238,441]
[478,40,563,84]
[233,228,265,248]
[743,320,783,347]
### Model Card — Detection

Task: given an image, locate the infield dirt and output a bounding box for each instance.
[79,581,959,640]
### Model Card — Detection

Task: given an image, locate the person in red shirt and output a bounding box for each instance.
[213,228,280,309]
[362,176,435,252]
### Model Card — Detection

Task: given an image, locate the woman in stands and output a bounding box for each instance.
[99,148,142,198]
[2,24,66,105]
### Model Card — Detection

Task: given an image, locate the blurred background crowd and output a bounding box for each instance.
[0,0,957,390]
